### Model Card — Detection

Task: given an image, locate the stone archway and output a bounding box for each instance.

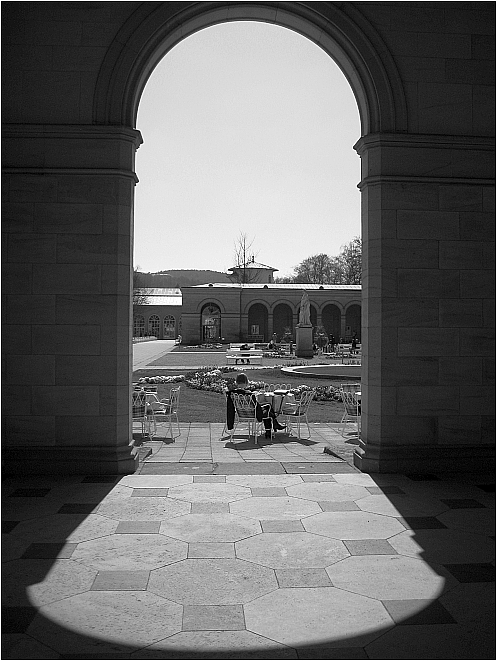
[5,3,491,476]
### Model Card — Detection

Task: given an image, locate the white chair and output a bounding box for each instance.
[340,383,361,395]
[339,390,361,437]
[230,393,264,444]
[148,386,181,440]
[132,391,153,438]
[283,389,315,439]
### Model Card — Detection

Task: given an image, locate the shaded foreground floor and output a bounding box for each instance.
[2,423,495,660]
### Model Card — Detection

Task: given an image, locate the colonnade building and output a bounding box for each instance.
[133,261,362,344]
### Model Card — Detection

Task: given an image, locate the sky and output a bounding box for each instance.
[134,21,361,279]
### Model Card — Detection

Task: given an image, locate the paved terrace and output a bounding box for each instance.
[2,343,494,659]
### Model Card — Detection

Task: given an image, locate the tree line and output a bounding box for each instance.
[274,236,362,285]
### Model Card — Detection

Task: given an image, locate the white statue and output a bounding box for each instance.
[298,291,311,326]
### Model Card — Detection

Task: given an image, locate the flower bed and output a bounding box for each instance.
[137,367,342,402]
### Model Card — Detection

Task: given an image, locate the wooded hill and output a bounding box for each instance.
[135,270,231,288]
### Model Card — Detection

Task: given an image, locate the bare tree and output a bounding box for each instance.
[229,233,260,284]
[337,236,362,284]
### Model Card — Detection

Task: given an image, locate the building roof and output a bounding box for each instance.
[192,283,361,290]
[141,288,182,306]
[228,260,278,272]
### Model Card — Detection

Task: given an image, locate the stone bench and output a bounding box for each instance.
[226,349,263,365]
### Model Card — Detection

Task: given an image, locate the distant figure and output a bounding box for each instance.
[237,343,251,365]
[289,341,294,355]
[267,340,275,350]
[177,334,182,345]
[329,334,335,351]
[298,291,311,326]
[351,334,358,354]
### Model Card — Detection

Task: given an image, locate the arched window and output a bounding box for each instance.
[201,303,221,343]
[345,304,361,341]
[133,315,145,338]
[148,315,160,338]
[164,315,176,339]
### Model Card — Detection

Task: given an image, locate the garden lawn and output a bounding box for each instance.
[133,368,350,423]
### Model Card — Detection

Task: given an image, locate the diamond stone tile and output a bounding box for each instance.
[131,489,169,497]
[148,558,278,605]
[236,532,349,569]
[275,568,333,588]
[21,542,77,559]
[188,542,236,559]
[2,607,38,634]
[182,604,245,631]
[115,521,161,534]
[261,520,305,533]
[91,571,150,591]
[318,501,360,511]
[251,487,287,497]
[344,540,397,556]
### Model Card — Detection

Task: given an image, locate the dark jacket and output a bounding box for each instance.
[226,388,273,431]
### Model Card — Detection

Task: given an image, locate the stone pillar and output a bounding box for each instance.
[2,125,142,474]
[295,325,314,358]
[354,133,495,473]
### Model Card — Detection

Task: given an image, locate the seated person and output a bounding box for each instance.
[226,373,285,439]
[236,343,251,364]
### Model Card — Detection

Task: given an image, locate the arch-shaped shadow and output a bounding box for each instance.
[2,462,495,659]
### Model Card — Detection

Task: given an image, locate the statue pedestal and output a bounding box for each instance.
[295,325,314,358]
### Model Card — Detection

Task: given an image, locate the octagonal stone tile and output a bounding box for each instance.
[357,495,448,517]
[28,591,182,654]
[10,513,118,543]
[143,630,294,657]
[148,558,278,605]
[236,532,349,569]
[245,587,393,648]
[166,483,251,503]
[303,511,406,540]
[226,475,304,488]
[286,483,369,502]
[389,528,496,564]
[332,474,380,487]
[160,513,261,543]
[71,534,187,570]
[326,555,456,600]
[96,497,190,521]
[230,496,321,520]
[437,508,496,536]
[3,559,96,607]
